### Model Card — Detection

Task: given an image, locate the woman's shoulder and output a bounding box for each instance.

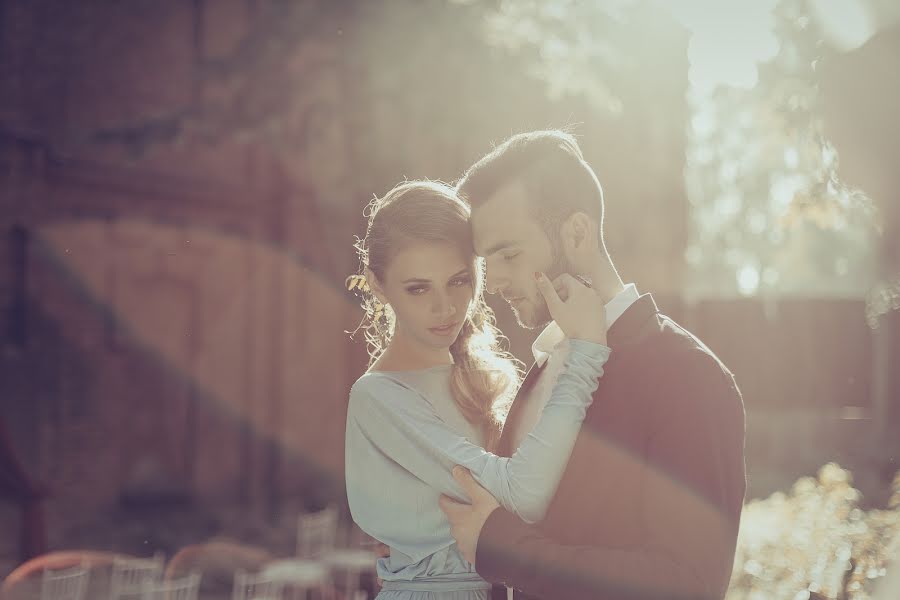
[353,369,406,390]
[350,371,416,406]
[349,369,448,426]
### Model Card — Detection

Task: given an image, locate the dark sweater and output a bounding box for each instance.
[480,294,747,600]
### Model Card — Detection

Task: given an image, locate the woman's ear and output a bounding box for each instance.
[365,268,388,306]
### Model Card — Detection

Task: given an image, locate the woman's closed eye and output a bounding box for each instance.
[502,251,521,262]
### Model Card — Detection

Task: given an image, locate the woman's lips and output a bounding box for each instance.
[429,321,459,335]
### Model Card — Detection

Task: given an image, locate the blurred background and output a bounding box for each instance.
[1,0,898,598]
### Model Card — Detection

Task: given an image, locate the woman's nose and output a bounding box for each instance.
[432,293,457,317]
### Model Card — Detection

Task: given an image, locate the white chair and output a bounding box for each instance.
[140,572,201,600]
[322,549,375,600]
[40,562,90,600]
[260,560,332,600]
[232,569,286,600]
[296,505,339,559]
[109,552,166,600]
[322,524,377,599]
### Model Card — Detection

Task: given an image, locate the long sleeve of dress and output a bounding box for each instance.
[345,339,610,562]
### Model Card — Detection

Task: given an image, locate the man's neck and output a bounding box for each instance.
[583,260,625,305]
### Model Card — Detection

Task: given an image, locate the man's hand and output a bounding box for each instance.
[536,271,608,345]
[373,541,390,589]
[438,466,501,565]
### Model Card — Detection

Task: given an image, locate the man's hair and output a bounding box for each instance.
[455,130,605,245]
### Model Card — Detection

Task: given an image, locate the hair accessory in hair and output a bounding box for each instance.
[346,274,385,321]
[346,274,370,293]
[371,300,385,322]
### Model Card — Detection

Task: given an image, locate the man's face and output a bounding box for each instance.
[471,180,568,329]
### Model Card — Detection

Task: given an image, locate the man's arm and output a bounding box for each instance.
[476,359,746,600]
[476,508,722,600]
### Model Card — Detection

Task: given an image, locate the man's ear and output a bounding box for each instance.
[365,268,388,306]
[560,212,598,260]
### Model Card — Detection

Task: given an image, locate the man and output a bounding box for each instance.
[439,130,746,600]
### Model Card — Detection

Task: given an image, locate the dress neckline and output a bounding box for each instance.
[369,363,454,375]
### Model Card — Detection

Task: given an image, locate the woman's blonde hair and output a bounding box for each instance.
[352,180,521,450]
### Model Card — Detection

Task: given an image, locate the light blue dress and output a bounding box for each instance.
[345,340,611,599]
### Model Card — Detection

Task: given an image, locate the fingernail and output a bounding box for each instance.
[534,271,542,281]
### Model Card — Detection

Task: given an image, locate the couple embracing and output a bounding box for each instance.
[344,130,746,600]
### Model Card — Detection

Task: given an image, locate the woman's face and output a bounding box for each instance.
[374,240,476,352]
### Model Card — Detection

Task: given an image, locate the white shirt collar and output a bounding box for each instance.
[531,283,640,367]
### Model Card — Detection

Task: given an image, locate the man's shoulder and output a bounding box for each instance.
[633,315,743,415]
[652,314,734,376]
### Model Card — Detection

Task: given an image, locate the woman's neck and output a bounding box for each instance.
[374,331,453,372]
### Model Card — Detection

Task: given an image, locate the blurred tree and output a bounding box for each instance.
[818,22,900,443]
[683,0,879,301]
[819,22,900,326]
[462,0,633,114]
[458,0,881,300]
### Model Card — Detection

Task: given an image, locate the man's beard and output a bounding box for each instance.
[519,245,574,330]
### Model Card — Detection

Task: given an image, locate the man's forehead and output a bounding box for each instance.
[471,181,533,255]
[472,211,530,256]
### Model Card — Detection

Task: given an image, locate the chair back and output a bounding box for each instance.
[141,572,201,600]
[40,563,90,600]
[296,505,338,559]
[109,552,165,600]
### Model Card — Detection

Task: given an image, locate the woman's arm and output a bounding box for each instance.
[347,340,610,524]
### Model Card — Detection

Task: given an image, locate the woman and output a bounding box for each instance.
[345,180,609,599]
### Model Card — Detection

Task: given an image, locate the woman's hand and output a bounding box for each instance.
[535,272,608,345]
